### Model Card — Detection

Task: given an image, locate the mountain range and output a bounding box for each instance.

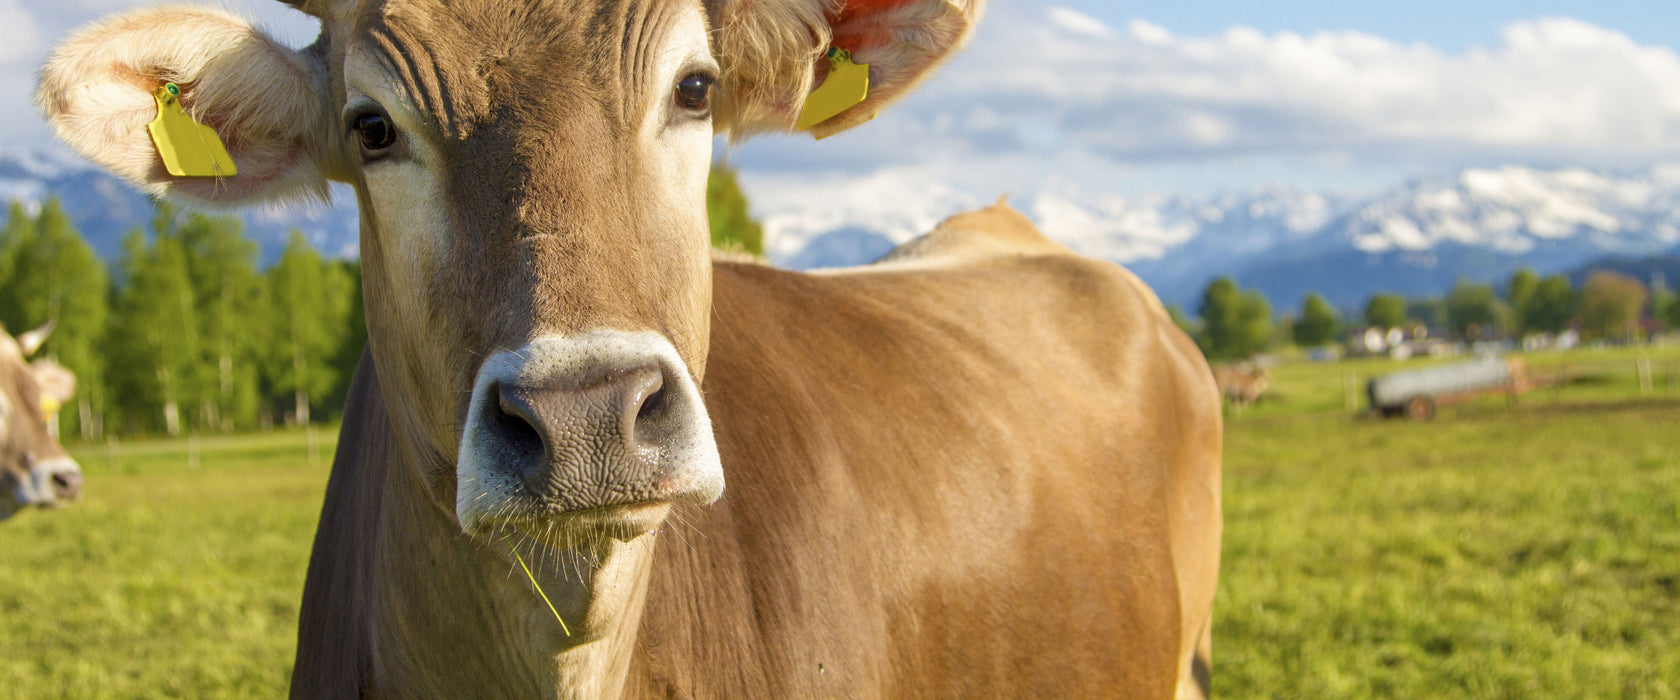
[5,148,1678,311]
[756,165,1680,310]
[0,149,359,263]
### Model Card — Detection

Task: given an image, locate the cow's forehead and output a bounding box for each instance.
[340,0,708,136]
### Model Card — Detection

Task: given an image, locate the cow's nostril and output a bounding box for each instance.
[50,470,82,499]
[494,389,545,464]
[636,385,666,421]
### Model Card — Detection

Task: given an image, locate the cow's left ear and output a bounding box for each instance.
[35,6,341,208]
[708,0,983,139]
[30,359,76,405]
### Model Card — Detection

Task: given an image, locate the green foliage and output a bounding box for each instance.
[0,197,365,438]
[1405,297,1446,333]
[1364,293,1407,329]
[706,164,763,255]
[1196,276,1273,361]
[0,199,110,438]
[1580,270,1648,341]
[1444,279,1504,339]
[1524,274,1577,334]
[1505,268,1539,334]
[263,231,354,425]
[1291,293,1340,348]
[1663,290,1680,331]
[105,211,202,435]
[179,212,265,432]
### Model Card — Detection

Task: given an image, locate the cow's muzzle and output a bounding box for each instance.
[3,457,82,521]
[457,332,723,538]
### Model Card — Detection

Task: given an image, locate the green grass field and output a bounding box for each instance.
[1,347,1676,698]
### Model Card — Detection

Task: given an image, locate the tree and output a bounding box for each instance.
[106,219,202,436]
[1196,277,1273,361]
[1663,290,1680,332]
[1506,268,1539,335]
[0,199,110,439]
[264,231,352,425]
[1580,270,1648,342]
[1364,293,1407,329]
[179,212,264,431]
[1445,280,1503,339]
[1291,293,1340,348]
[707,164,763,255]
[1524,274,1576,334]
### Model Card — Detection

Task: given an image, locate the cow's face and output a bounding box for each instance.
[38,0,978,541]
[322,0,727,543]
[0,327,81,522]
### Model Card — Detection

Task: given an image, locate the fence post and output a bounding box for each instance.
[106,434,119,473]
[1344,371,1358,414]
[1637,355,1653,396]
[187,432,200,470]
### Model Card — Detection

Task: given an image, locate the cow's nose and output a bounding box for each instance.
[488,365,671,499]
[50,469,82,501]
[457,332,723,532]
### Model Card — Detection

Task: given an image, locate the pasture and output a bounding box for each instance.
[2,347,1677,698]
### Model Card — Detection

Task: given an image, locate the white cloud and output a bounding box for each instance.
[0,0,41,65]
[730,3,1680,260]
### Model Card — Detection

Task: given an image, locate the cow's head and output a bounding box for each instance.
[38,0,974,566]
[0,323,81,521]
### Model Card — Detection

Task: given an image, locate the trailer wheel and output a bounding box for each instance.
[1404,395,1436,420]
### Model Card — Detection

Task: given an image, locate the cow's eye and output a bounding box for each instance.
[675,73,713,114]
[351,110,398,155]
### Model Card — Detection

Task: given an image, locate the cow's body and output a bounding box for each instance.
[40,0,1222,695]
[1212,364,1269,410]
[294,206,1221,698]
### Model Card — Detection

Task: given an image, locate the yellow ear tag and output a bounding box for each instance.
[797,47,870,131]
[39,395,60,420]
[147,82,237,178]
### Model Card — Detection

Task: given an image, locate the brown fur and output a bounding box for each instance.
[0,326,81,521]
[37,0,1220,695]
[1211,364,1269,410]
[296,224,1223,697]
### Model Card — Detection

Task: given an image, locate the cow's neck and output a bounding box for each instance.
[366,377,659,699]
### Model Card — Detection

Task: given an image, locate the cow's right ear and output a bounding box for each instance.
[36,6,341,208]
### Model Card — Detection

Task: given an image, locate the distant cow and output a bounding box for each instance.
[1212,363,1269,409]
[0,323,82,521]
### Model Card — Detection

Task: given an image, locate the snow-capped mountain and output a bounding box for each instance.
[0,148,358,264]
[4,147,1678,310]
[757,164,1680,309]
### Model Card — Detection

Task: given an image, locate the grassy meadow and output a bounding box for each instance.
[1,431,333,698]
[0,347,1676,697]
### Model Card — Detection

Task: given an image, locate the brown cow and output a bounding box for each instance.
[39,1,1222,697]
[0,323,82,521]
[1211,363,1269,410]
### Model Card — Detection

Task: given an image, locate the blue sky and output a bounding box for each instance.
[1063,0,1680,53]
[8,0,1680,256]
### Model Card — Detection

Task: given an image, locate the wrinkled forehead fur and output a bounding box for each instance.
[334,0,699,132]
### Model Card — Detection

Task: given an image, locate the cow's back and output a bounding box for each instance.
[630,244,1222,697]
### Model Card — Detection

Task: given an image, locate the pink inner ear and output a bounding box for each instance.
[828,0,913,52]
